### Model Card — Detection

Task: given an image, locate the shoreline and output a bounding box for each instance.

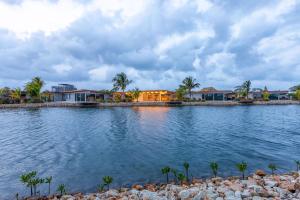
[0,100,299,109]
[24,171,300,200]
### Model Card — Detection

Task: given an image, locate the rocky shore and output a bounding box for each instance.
[32,171,300,200]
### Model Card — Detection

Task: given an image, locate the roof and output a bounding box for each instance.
[192,90,233,94]
[58,90,107,94]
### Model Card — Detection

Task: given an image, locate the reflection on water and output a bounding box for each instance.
[0,106,300,199]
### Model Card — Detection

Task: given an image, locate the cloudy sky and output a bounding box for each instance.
[0,0,299,91]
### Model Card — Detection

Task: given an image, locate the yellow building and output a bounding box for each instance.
[137,90,175,102]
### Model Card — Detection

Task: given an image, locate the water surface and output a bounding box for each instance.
[0,105,300,199]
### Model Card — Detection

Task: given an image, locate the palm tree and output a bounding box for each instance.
[236,162,247,179]
[130,87,141,102]
[20,173,31,196]
[177,173,186,185]
[57,184,66,196]
[112,72,132,100]
[45,176,52,195]
[242,80,251,99]
[171,168,178,184]
[10,88,21,103]
[32,178,44,196]
[268,164,277,175]
[25,77,44,101]
[181,76,200,99]
[103,176,113,190]
[183,162,190,182]
[295,160,300,171]
[161,166,171,183]
[210,162,218,178]
[175,86,187,101]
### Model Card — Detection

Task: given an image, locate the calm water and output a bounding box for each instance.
[0,106,300,199]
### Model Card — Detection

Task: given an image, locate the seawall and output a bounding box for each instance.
[0,100,299,109]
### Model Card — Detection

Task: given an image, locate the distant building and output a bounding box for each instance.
[51,84,111,102]
[187,87,235,101]
[138,90,175,102]
[249,90,290,100]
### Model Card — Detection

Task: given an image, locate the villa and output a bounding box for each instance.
[51,84,111,103]
[137,90,175,102]
[188,88,235,101]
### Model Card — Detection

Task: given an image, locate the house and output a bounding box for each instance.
[63,90,111,102]
[137,90,175,102]
[187,87,235,101]
[51,84,111,102]
[269,90,290,100]
[51,84,77,101]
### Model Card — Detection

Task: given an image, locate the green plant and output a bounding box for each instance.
[175,86,187,101]
[25,77,44,101]
[103,176,113,190]
[171,168,178,183]
[295,160,300,171]
[31,178,44,196]
[20,171,37,196]
[112,72,132,101]
[161,166,171,183]
[45,176,52,195]
[10,88,21,103]
[177,173,186,185]
[210,162,218,177]
[262,86,270,101]
[98,184,105,192]
[180,76,200,100]
[236,162,247,179]
[57,184,66,195]
[129,88,141,102]
[183,162,190,182]
[268,164,277,175]
[295,90,300,100]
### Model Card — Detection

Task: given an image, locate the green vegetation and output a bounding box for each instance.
[20,171,37,196]
[161,166,171,183]
[45,176,52,195]
[10,88,21,103]
[25,77,44,102]
[183,162,190,182]
[268,164,277,175]
[295,160,300,171]
[236,80,251,99]
[57,184,66,195]
[295,90,300,100]
[175,86,187,101]
[180,76,200,100]
[129,87,141,102]
[177,173,186,185]
[112,72,132,100]
[171,168,178,183]
[103,176,113,190]
[236,162,247,179]
[210,162,218,178]
[262,86,270,101]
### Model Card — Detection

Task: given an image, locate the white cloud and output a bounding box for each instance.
[0,0,85,39]
[52,64,72,74]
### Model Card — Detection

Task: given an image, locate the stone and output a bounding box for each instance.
[230,183,243,191]
[241,190,251,198]
[139,190,158,200]
[192,191,206,200]
[255,170,266,177]
[144,184,156,192]
[178,189,190,199]
[265,180,278,187]
[132,184,143,191]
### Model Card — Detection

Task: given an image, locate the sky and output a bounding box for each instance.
[0,0,299,91]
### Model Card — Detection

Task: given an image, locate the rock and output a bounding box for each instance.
[132,184,143,190]
[241,190,251,198]
[252,196,262,200]
[144,184,156,192]
[224,190,234,199]
[295,182,300,190]
[230,183,243,191]
[139,190,158,200]
[178,189,190,199]
[255,170,266,177]
[265,180,278,187]
[288,183,296,193]
[192,178,203,184]
[192,191,206,200]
